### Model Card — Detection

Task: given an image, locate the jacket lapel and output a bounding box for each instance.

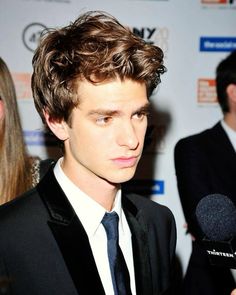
[210,123,236,191]
[211,122,236,167]
[122,194,153,295]
[37,168,105,295]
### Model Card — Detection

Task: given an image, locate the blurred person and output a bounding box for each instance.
[0,11,176,295]
[0,57,53,204]
[174,51,236,294]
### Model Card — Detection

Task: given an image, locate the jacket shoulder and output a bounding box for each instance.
[0,189,45,230]
[125,193,175,225]
[176,122,221,145]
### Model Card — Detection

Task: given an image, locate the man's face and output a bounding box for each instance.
[62,78,149,185]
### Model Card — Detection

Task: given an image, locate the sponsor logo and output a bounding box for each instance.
[123,179,164,195]
[132,26,169,53]
[24,130,58,146]
[207,249,234,258]
[201,0,236,4]
[22,23,47,52]
[200,37,236,52]
[201,0,236,8]
[12,73,32,99]
[197,78,217,103]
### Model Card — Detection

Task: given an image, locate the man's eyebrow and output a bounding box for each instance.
[87,109,121,116]
[87,102,151,117]
[88,102,150,116]
[134,102,151,113]
[130,102,151,116]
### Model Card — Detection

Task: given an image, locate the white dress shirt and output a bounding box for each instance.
[221,119,236,152]
[53,158,136,294]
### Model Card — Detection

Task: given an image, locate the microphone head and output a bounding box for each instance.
[195,194,236,241]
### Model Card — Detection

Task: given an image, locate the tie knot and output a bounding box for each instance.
[101,212,119,240]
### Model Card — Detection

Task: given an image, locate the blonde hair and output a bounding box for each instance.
[0,57,33,204]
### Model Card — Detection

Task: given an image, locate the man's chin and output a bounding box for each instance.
[107,170,136,185]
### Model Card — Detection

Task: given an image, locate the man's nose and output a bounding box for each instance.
[117,121,139,150]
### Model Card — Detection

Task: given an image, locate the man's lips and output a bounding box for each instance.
[111,156,139,167]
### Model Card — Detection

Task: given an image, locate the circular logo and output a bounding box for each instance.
[22,23,47,52]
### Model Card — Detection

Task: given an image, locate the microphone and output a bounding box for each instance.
[195,193,236,269]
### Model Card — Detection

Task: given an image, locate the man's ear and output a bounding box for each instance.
[0,100,5,120]
[43,110,69,141]
[226,84,236,103]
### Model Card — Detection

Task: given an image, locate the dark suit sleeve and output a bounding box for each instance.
[174,136,212,239]
[0,257,11,295]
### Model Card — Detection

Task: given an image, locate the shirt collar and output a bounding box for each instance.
[53,157,124,237]
[221,119,236,152]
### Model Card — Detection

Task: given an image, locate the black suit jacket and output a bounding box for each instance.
[174,122,236,295]
[0,166,176,295]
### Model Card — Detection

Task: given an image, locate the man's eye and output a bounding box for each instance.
[133,111,149,120]
[96,116,112,125]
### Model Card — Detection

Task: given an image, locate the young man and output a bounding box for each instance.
[174,51,236,294]
[0,11,176,295]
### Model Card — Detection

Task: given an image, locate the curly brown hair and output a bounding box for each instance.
[32,11,166,125]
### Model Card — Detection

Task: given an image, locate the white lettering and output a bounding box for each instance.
[207,249,234,257]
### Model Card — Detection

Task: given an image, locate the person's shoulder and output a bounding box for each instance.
[176,128,210,145]
[0,188,41,224]
[175,122,220,151]
[125,193,174,221]
[0,189,47,250]
[125,194,176,238]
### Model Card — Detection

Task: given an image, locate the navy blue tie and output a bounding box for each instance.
[101,212,132,295]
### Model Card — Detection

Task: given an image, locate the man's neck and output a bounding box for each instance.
[61,158,119,211]
[223,112,236,132]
